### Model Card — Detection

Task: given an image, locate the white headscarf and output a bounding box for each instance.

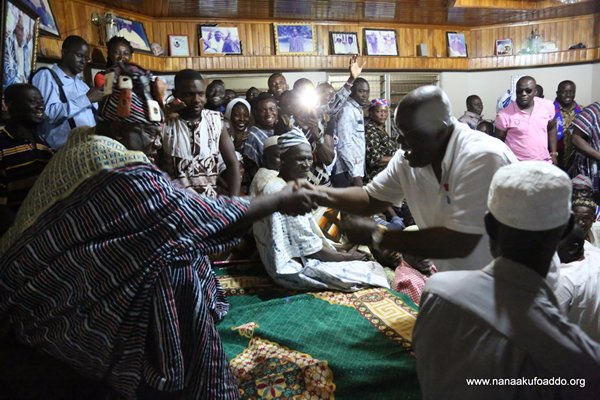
[224,98,251,121]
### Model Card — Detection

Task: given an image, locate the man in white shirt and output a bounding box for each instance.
[414,161,600,400]
[307,86,517,271]
[556,225,600,342]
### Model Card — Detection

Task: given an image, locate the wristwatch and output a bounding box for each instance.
[371,225,387,251]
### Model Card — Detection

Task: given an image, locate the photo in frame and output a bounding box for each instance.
[363,28,398,56]
[198,25,241,55]
[1,0,39,98]
[447,32,468,57]
[495,38,513,56]
[107,16,151,53]
[274,23,316,55]
[168,34,190,57]
[330,32,359,55]
[21,0,58,37]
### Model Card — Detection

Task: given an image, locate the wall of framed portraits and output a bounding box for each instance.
[31,0,600,74]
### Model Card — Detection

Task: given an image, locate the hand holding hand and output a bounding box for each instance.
[277,185,326,216]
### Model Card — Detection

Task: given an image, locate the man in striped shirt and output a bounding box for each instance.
[0,83,52,235]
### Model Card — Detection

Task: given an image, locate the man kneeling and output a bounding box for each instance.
[253,129,389,291]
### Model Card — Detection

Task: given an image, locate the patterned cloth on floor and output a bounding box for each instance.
[215,261,421,400]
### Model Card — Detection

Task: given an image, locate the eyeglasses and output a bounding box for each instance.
[516,88,534,94]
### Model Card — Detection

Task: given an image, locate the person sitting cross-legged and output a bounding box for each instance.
[252,128,390,291]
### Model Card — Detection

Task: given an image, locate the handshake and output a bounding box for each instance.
[276,180,329,216]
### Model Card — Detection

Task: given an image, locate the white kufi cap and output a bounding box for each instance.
[487,161,572,231]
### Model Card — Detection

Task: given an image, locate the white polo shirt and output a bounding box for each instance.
[365,119,517,271]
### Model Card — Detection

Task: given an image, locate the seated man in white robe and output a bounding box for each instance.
[253,129,390,291]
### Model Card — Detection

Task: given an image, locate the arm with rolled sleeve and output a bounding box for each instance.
[32,69,93,126]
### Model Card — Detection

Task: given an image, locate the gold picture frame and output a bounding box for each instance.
[273,23,316,55]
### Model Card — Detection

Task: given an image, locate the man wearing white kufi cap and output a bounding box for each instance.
[413,161,600,400]
[252,128,390,291]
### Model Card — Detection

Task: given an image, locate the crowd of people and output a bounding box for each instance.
[1,34,600,398]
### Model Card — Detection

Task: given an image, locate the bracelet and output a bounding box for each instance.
[550,152,559,156]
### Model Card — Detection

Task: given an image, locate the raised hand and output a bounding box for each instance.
[349,55,366,80]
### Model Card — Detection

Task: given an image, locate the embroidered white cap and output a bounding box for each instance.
[487,161,572,231]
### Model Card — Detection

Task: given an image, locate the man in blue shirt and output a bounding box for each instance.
[332,77,370,187]
[32,35,103,149]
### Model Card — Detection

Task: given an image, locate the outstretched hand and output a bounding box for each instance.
[349,55,366,80]
[277,184,327,216]
[339,216,378,245]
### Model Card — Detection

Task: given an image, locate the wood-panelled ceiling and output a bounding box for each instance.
[92,0,600,26]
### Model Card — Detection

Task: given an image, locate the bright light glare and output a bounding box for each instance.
[298,88,319,110]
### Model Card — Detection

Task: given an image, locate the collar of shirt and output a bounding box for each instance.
[347,97,362,110]
[52,63,83,82]
[483,257,559,307]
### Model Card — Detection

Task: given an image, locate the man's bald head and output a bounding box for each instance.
[394,86,454,169]
[517,76,536,87]
[394,85,452,131]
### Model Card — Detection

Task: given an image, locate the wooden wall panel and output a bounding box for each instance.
[41,0,598,72]
[470,15,595,57]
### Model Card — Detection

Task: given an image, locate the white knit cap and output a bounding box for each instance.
[487,161,572,231]
[264,135,279,149]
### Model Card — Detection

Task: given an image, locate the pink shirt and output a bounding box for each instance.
[495,97,555,162]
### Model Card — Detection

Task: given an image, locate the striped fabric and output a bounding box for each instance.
[0,127,52,212]
[0,164,248,399]
[242,125,273,167]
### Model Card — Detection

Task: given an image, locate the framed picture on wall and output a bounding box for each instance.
[21,0,58,37]
[495,38,513,56]
[274,23,316,55]
[330,32,359,55]
[1,0,39,102]
[363,28,398,56]
[198,25,241,55]
[168,34,190,57]
[107,16,152,53]
[447,32,467,57]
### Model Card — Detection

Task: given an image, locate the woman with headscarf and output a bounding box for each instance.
[0,63,323,399]
[224,98,252,152]
[364,98,397,182]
